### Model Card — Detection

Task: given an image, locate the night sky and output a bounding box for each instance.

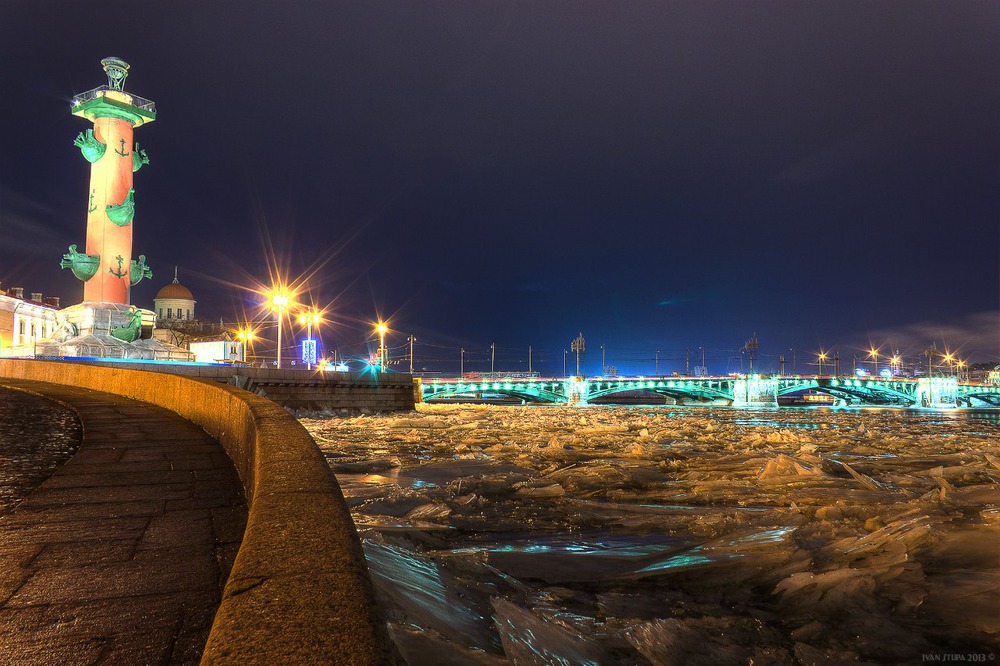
[1,3,998,374]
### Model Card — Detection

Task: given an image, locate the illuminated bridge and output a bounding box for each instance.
[420,375,1000,408]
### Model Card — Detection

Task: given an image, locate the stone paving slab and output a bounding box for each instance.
[0,379,248,665]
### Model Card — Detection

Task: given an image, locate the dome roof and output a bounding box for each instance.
[155,268,194,301]
[155,282,194,300]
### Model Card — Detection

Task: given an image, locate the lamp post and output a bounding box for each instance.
[236,328,256,364]
[408,335,416,374]
[269,291,290,369]
[571,332,585,376]
[298,311,321,370]
[817,350,828,376]
[563,349,567,377]
[868,347,880,376]
[376,322,388,372]
[490,342,495,373]
[942,352,955,377]
[460,347,465,377]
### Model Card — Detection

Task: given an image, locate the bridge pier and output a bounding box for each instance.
[567,377,589,405]
[915,377,958,409]
[732,376,778,408]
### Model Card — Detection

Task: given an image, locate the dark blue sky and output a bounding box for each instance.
[1,2,998,373]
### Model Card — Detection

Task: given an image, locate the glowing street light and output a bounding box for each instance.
[890,354,901,376]
[817,350,828,376]
[269,290,291,369]
[375,321,388,372]
[942,352,955,377]
[236,327,256,364]
[298,310,322,370]
[868,347,880,375]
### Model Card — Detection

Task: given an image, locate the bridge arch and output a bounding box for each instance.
[586,379,733,405]
[422,380,567,404]
[776,378,916,405]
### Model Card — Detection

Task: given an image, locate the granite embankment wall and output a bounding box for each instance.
[57,361,421,411]
[0,358,396,665]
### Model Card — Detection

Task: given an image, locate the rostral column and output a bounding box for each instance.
[61,57,154,304]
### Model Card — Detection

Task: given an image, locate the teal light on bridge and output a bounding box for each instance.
[420,374,993,408]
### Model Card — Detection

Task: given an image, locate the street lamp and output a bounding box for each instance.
[375,321,388,372]
[236,327,256,364]
[942,352,955,377]
[817,350,828,376]
[868,347,880,376]
[890,355,901,376]
[269,290,290,369]
[298,310,321,370]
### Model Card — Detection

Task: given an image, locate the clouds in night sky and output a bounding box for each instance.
[0,2,998,367]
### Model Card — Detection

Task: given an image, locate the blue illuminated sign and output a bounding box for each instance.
[301,339,317,364]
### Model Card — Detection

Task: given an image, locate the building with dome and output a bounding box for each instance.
[154,268,196,323]
[150,269,242,363]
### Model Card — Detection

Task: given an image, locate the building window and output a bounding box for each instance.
[167,308,172,319]
[159,308,163,318]
[187,309,191,320]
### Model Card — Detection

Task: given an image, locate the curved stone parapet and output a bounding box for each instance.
[0,358,396,665]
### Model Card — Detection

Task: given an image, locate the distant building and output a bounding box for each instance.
[153,268,196,323]
[152,269,213,347]
[149,270,242,360]
[0,285,60,352]
[189,337,244,364]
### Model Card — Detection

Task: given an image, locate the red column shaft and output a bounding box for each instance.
[83,117,134,304]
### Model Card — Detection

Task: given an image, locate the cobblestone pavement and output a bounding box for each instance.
[0,379,248,665]
[0,387,82,517]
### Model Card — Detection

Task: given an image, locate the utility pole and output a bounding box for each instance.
[460,347,464,377]
[571,332,585,376]
[528,346,532,373]
[408,335,416,374]
[744,333,759,374]
[491,342,495,373]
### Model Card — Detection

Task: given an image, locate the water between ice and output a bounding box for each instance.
[302,404,1000,664]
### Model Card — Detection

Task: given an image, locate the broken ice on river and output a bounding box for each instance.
[300,404,1000,665]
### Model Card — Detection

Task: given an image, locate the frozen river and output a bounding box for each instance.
[301,404,1000,665]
